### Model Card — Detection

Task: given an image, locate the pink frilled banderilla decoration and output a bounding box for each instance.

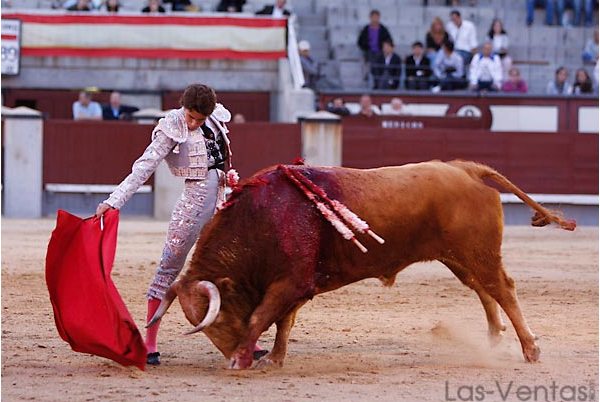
[226,169,240,188]
[278,165,385,253]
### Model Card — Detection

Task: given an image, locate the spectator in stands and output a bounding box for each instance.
[445,10,478,65]
[63,0,103,10]
[217,0,245,12]
[232,113,246,123]
[582,29,599,64]
[102,92,139,121]
[487,18,512,79]
[425,17,449,64]
[383,97,409,115]
[573,68,594,94]
[164,0,194,11]
[405,41,433,90]
[104,0,119,12]
[357,9,393,65]
[73,91,102,120]
[546,66,573,95]
[372,40,401,90]
[356,94,381,117]
[443,0,477,5]
[581,0,595,26]
[501,66,528,93]
[556,0,584,26]
[326,97,351,116]
[487,19,509,58]
[469,41,503,92]
[526,0,555,25]
[433,40,467,91]
[298,40,320,91]
[142,0,166,13]
[255,0,291,17]
[594,60,599,91]
[67,0,93,11]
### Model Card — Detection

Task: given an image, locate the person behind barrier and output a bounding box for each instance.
[72,90,102,120]
[371,40,401,90]
[405,41,433,90]
[433,40,467,91]
[445,10,478,65]
[469,41,503,92]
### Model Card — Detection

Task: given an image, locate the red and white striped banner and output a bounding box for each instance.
[1,12,287,59]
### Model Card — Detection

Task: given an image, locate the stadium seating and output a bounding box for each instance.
[5,0,598,94]
[293,0,598,93]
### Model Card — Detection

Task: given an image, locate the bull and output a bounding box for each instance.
[148,160,575,369]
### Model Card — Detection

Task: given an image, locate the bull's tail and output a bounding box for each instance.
[451,160,576,231]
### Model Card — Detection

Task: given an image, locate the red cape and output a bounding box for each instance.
[45,209,147,370]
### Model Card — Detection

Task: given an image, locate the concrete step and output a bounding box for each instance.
[297,13,327,26]
[298,26,328,41]
[332,43,362,61]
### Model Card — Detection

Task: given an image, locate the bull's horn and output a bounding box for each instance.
[184,280,221,335]
[146,282,179,328]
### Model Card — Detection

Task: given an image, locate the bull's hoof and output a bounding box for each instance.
[253,350,269,360]
[523,344,541,363]
[254,354,283,369]
[488,331,504,347]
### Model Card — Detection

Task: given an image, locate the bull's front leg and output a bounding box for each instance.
[230,280,309,369]
[255,303,305,369]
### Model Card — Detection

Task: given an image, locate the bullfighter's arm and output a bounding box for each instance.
[103,131,176,209]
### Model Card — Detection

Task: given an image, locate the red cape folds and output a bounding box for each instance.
[45,209,147,370]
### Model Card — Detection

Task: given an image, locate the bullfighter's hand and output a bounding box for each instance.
[95,202,113,218]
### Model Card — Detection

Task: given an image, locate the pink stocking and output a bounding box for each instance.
[145,298,161,354]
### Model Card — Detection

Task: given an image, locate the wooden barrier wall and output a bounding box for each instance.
[342,121,598,195]
[42,119,597,195]
[320,93,598,132]
[228,123,301,179]
[43,120,154,185]
[42,121,300,185]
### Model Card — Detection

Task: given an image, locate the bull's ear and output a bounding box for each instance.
[216,277,235,293]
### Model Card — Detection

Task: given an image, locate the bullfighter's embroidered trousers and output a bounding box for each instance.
[147,169,220,300]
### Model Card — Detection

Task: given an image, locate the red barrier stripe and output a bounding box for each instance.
[21,47,285,59]
[1,13,288,28]
[1,34,17,40]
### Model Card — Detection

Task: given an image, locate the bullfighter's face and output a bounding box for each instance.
[184,108,207,131]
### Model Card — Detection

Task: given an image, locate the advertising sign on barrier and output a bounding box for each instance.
[1,18,21,76]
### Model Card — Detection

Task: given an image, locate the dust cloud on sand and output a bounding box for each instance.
[2,219,598,402]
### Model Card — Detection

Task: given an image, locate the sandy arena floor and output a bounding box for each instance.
[1,218,598,402]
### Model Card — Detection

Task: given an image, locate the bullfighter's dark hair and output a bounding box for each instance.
[450,9,461,18]
[412,41,424,48]
[370,9,380,16]
[180,84,217,117]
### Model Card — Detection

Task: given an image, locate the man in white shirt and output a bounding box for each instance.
[469,41,503,92]
[72,91,102,120]
[445,10,478,65]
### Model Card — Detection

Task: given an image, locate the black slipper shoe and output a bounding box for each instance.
[253,350,269,360]
[147,352,161,365]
